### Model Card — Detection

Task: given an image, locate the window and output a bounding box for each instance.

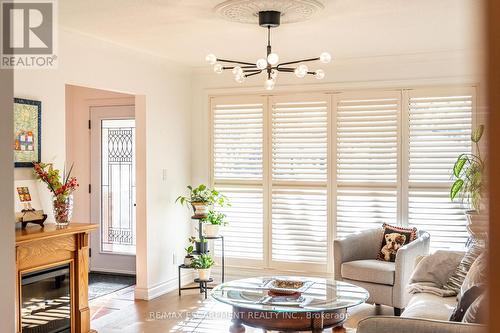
[210,85,475,272]
[212,96,265,266]
[270,95,329,272]
[334,92,400,238]
[405,88,474,250]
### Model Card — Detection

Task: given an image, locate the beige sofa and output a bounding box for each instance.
[357,251,487,333]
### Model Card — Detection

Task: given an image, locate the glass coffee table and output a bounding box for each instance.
[211,276,369,333]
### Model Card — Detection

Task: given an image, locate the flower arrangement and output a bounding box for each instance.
[33,162,79,225]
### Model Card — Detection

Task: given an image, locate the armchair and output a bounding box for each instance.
[334,228,430,315]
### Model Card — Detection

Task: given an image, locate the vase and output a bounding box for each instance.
[52,194,73,226]
[195,241,208,254]
[197,268,211,281]
[204,224,220,238]
[184,256,194,267]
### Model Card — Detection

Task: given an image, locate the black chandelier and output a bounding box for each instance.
[205,10,332,90]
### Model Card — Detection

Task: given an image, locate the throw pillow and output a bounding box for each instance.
[377,223,417,262]
[463,292,487,324]
[443,242,483,294]
[449,284,485,322]
[459,251,487,300]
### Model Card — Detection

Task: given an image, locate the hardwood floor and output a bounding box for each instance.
[90,285,393,333]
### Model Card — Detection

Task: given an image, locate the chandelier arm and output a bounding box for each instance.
[277,57,321,68]
[217,58,256,66]
[244,70,263,77]
[222,65,258,70]
[276,67,296,72]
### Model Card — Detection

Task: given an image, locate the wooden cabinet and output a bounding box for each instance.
[15,223,98,333]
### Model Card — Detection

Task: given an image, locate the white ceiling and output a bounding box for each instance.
[59,0,483,68]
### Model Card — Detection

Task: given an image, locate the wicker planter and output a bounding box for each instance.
[191,202,209,217]
[465,210,488,241]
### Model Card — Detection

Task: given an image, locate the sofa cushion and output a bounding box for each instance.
[341,259,395,285]
[460,252,487,299]
[463,292,487,324]
[402,293,457,321]
[443,242,483,294]
[377,223,417,262]
[450,284,485,322]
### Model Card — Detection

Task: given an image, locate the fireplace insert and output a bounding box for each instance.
[21,264,71,333]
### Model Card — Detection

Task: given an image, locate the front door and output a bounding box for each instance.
[90,105,136,274]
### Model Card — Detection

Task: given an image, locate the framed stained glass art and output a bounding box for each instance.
[14,98,41,167]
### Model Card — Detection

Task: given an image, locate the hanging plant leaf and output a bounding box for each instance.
[471,125,484,143]
[450,179,464,200]
[453,155,467,178]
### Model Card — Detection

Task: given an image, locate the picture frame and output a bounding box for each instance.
[14,179,46,225]
[14,98,41,168]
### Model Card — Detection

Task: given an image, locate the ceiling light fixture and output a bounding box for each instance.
[205,10,331,90]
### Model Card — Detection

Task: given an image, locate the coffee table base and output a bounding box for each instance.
[230,306,347,333]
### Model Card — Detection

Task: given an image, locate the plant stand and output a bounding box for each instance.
[178,218,225,299]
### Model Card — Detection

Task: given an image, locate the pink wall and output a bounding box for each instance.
[65,85,134,222]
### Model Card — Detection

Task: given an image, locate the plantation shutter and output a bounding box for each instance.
[214,186,264,260]
[335,92,400,237]
[212,96,265,264]
[270,94,329,271]
[212,97,264,180]
[406,88,474,250]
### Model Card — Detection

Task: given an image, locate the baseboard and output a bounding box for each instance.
[90,267,136,275]
[134,270,194,300]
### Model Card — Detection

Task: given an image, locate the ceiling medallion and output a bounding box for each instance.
[214,0,325,24]
[205,9,331,90]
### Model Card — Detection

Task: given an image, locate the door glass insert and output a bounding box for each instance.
[101,119,136,254]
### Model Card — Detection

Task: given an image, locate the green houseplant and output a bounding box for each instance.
[176,184,229,217]
[202,210,227,237]
[450,125,487,239]
[189,236,208,254]
[184,244,194,267]
[192,253,215,280]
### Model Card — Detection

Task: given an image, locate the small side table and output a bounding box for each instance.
[178,236,225,299]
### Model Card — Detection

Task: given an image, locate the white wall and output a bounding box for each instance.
[191,49,485,185]
[14,29,192,299]
[0,69,15,332]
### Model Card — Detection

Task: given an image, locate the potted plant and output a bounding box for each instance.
[192,253,215,281]
[33,162,79,226]
[176,184,229,217]
[202,210,227,237]
[189,236,208,254]
[450,125,487,239]
[184,244,195,266]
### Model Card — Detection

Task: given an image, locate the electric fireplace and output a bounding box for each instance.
[21,264,71,333]
[15,223,97,333]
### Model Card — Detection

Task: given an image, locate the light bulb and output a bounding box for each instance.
[314,69,325,80]
[265,78,275,90]
[232,66,243,76]
[213,64,223,74]
[267,53,279,66]
[205,53,217,65]
[270,70,278,79]
[320,52,332,64]
[235,74,245,83]
[294,64,308,78]
[256,58,267,70]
